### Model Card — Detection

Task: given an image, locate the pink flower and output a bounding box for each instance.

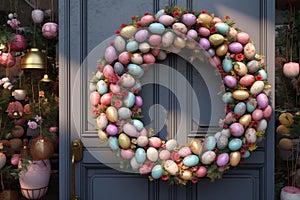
[6,101,24,117]
[11,154,20,166]
[235,53,244,62]
[39,90,45,97]
[7,19,20,30]
[28,121,38,129]
[139,162,154,174]
[191,177,198,183]
[171,152,180,161]
[108,73,120,84]
[114,99,123,109]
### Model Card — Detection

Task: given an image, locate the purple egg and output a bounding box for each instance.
[135,30,149,43]
[105,46,117,63]
[228,42,243,54]
[106,124,118,135]
[216,153,229,167]
[199,38,210,50]
[224,75,237,88]
[256,93,269,109]
[181,13,197,26]
[207,48,215,57]
[135,96,143,107]
[186,29,198,40]
[230,123,244,137]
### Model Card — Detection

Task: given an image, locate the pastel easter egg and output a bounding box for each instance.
[197,13,212,25]
[152,48,160,56]
[228,42,243,54]
[247,98,257,113]
[258,69,268,80]
[222,92,234,103]
[213,17,223,24]
[148,34,162,46]
[100,93,112,105]
[147,147,159,162]
[118,52,131,65]
[135,30,149,43]
[143,53,155,64]
[149,137,162,148]
[108,136,119,150]
[190,139,203,156]
[257,119,268,131]
[234,62,248,76]
[159,150,171,160]
[173,37,186,49]
[95,71,104,79]
[239,114,252,127]
[256,93,269,109]
[228,138,242,151]
[166,139,178,151]
[244,43,256,60]
[247,60,260,73]
[224,75,237,88]
[96,113,108,130]
[130,53,143,65]
[225,112,235,124]
[198,27,210,37]
[124,92,135,108]
[110,84,120,94]
[196,166,207,177]
[164,160,179,175]
[103,65,114,78]
[230,123,244,137]
[105,46,117,63]
[123,123,139,137]
[209,34,224,46]
[140,15,155,26]
[118,107,132,120]
[230,151,241,166]
[237,32,250,45]
[156,9,165,19]
[106,124,118,136]
[216,44,228,56]
[252,109,264,121]
[106,106,118,122]
[127,64,144,78]
[151,164,163,179]
[205,136,217,151]
[113,62,124,76]
[139,42,150,53]
[162,31,175,47]
[120,74,135,88]
[90,91,100,106]
[126,41,138,52]
[216,153,229,167]
[132,119,144,132]
[172,22,187,35]
[120,25,137,38]
[211,56,221,66]
[114,36,126,52]
[234,102,247,116]
[97,80,108,95]
[263,105,272,118]
[227,27,237,40]
[222,58,233,72]
[283,62,300,78]
[98,129,108,141]
[118,133,131,149]
[232,90,250,100]
[157,50,167,60]
[199,38,210,50]
[250,81,265,95]
[89,83,97,91]
[217,135,228,150]
[201,151,216,165]
[240,75,255,87]
[158,15,175,26]
[183,155,199,167]
[221,129,231,137]
[186,29,198,40]
[215,22,230,35]
[242,150,251,158]
[137,136,148,147]
[207,48,215,57]
[135,148,146,163]
[181,13,197,26]
[130,157,142,170]
[149,23,165,35]
[178,147,192,157]
[121,149,134,159]
[245,128,257,143]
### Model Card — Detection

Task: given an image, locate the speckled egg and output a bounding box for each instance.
[216,153,229,167]
[244,43,256,60]
[103,64,114,78]
[96,113,108,130]
[124,92,135,108]
[123,123,139,138]
[240,74,255,87]
[162,31,175,47]
[247,60,260,73]
[172,22,187,35]
[234,102,247,116]
[183,155,199,167]
[228,138,242,151]
[245,128,257,143]
[173,36,186,49]
[151,164,163,179]
[234,62,248,76]
[257,119,268,131]
[139,42,150,53]
[132,119,144,131]
[120,74,135,88]
[181,13,197,26]
[228,42,243,54]
[118,52,131,65]
[135,29,149,43]
[96,80,108,95]
[114,36,126,52]
[250,81,265,95]
[164,160,179,175]
[110,84,120,94]
[113,62,124,76]
[217,135,228,150]
[201,151,216,165]
[222,92,234,103]
[159,15,175,26]
[205,135,216,151]
[256,93,269,109]
[178,147,192,157]
[126,41,139,52]
[147,147,159,162]
[143,53,155,64]
[165,139,178,151]
[224,75,237,88]
[104,46,117,63]
[225,112,235,124]
[118,107,132,120]
[90,91,100,106]
[209,34,224,46]
[227,27,238,40]
[108,136,119,150]
[247,98,257,113]
[222,57,233,72]
[100,93,112,105]
[127,64,144,78]
[229,123,244,137]
[215,22,230,35]
[135,148,146,163]
[131,53,143,65]
[221,129,231,137]
[149,23,165,34]
[140,15,155,26]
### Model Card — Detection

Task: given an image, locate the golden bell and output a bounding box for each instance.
[40,74,52,82]
[21,48,45,70]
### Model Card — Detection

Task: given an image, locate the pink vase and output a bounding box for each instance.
[31,9,44,24]
[19,159,51,199]
[281,186,300,200]
[42,22,58,39]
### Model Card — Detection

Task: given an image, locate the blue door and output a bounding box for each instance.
[59,0,275,199]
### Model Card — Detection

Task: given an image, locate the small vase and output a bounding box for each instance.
[31,9,44,24]
[281,186,300,200]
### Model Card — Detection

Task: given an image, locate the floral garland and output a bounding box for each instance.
[89,6,272,185]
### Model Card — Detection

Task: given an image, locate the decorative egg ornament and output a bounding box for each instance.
[32,9,44,24]
[42,22,58,39]
[89,6,271,185]
[283,62,299,79]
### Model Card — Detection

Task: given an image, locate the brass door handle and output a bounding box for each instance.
[71,139,83,200]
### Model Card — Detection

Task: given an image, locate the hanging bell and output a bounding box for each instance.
[21,48,45,70]
[40,74,52,82]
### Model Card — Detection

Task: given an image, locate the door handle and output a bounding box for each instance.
[71,139,83,200]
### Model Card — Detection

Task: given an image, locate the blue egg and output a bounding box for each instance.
[126,41,138,52]
[258,69,267,80]
[96,80,108,95]
[135,148,146,163]
[127,64,144,78]
[118,107,132,119]
[246,98,257,113]
[234,102,246,116]
[114,62,124,76]
[242,150,251,158]
[222,58,233,72]
[149,23,165,34]
[183,155,200,167]
[134,81,142,92]
[215,22,230,35]
[151,164,163,179]
[132,119,144,131]
[108,136,119,150]
[205,135,216,151]
[222,92,234,103]
[228,138,242,151]
[217,135,228,150]
[247,60,260,73]
[124,92,135,108]
[156,9,165,19]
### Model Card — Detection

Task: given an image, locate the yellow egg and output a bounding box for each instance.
[179,170,193,181]
[232,90,250,101]
[216,44,228,56]
[190,139,203,156]
[120,25,138,39]
[106,106,118,122]
[230,151,241,167]
[118,133,131,149]
[279,112,294,127]
[98,129,108,141]
[209,34,225,46]
[278,138,293,150]
[173,37,186,49]
[239,114,252,127]
[197,13,212,25]
[276,125,290,136]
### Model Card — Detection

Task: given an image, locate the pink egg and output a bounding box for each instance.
[263,105,272,118]
[100,93,113,105]
[139,127,148,136]
[135,30,149,43]
[151,48,160,56]
[135,96,143,106]
[148,34,162,46]
[110,84,121,94]
[186,29,198,40]
[196,166,207,177]
[118,52,131,65]
[240,75,255,87]
[49,126,58,133]
[121,149,134,159]
[213,17,223,24]
[123,123,139,137]
[198,27,210,37]
[158,15,175,26]
[237,32,250,45]
[148,137,162,148]
[252,109,264,121]
[106,124,118,135]
[181,13,197,26]
[225,112,235,124]
[159,150,171,160]
[211,56,221,66]
[143,53,156,64]
[228,42,243,54]
[90,91,101,106]
[178,147,192,157]
[105,46,117,63]
[103,65,114,78]
[229,123,244,137]
[140,15,155,26]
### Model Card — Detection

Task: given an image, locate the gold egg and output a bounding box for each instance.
[230,151,241,167]
[173,37,186,49]
[232,90,250,101]
[209,34,224,46]
[120,25,138,39]
[98,129,108,141]
[190,139,203,156]
[179,170,193,181]
[278,138,293,150]
[106,106,118,122]
[216,44,228,56]
[118,133,131,149]
[239,114,252,127]
[197,13,212,25]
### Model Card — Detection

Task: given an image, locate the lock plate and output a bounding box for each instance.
[71,139,83,162]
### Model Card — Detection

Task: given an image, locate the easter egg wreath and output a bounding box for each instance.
[89,6,272,185]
